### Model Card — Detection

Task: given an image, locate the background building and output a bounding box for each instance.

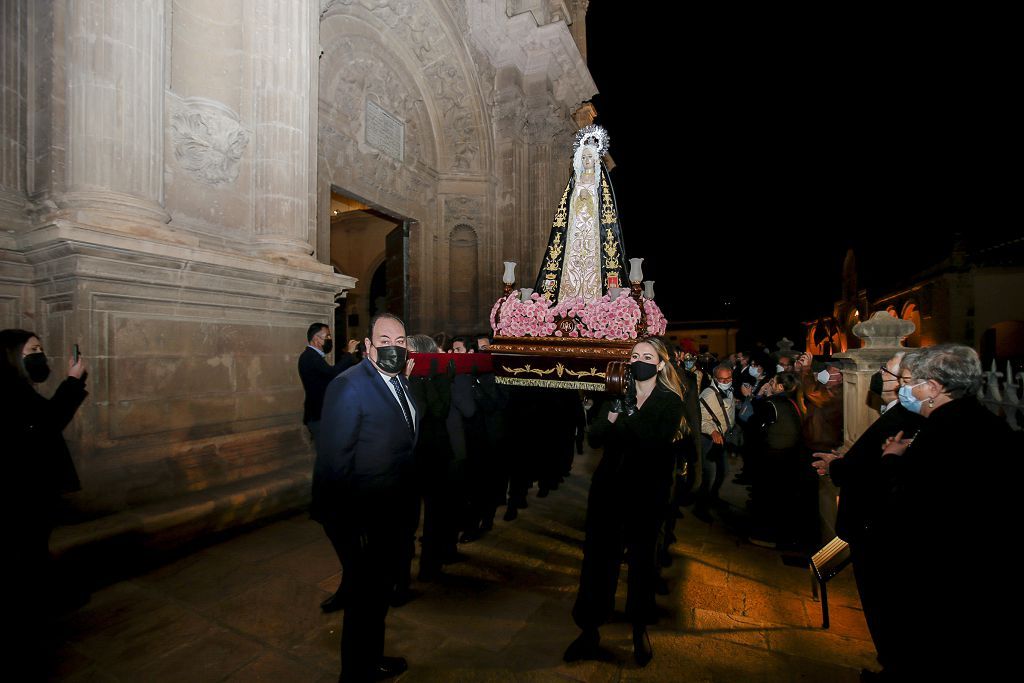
[0,0,596,558]
[804,239,1024,366]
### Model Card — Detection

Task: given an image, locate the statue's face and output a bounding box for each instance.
[582,149,596,170]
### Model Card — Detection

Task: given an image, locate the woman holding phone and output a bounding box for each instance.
[564,336,686,667]
[1,329,88,662]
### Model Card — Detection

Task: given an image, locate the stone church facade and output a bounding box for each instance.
[0,0,595,556]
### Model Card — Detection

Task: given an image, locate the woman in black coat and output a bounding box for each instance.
[871,344,1016,680]
[564,337,686,667]
[1,328,88,663]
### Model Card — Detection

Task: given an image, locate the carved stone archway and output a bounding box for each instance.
[317,0,494,333]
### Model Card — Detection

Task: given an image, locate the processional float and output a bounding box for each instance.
[487,125,667,393]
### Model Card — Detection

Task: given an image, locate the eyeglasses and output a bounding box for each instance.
[879,365,900,380]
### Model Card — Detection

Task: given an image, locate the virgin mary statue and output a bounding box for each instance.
[533,125,628,304]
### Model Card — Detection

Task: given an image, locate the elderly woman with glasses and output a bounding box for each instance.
[860,343,1015,680]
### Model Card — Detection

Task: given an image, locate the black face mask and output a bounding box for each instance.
[23,352,51,383]
[322,339,333,355]
[373,344,407,374]
[869,370,884,396]
[631,361,659,382]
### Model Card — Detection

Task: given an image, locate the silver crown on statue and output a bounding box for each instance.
[572,124,610,157]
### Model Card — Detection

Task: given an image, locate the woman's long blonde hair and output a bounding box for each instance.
[634,336,689,438]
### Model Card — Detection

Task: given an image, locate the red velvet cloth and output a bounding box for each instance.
[408,352,494,377]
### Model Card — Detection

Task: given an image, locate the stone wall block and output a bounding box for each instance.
[235,387,304,422]
[110,356,234,402]
[110,395,239,439]
[235,354,301,392]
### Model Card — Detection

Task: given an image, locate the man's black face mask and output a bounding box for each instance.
[869,370,884,396]
[373,344,407,374]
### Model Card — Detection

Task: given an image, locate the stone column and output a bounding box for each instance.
[61,0,169,227]
[834,311,917,447]
[0,0,29,227]
[249,0,314,257]
[568,0,590,63]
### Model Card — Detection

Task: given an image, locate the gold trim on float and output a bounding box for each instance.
[495,376,605,391]
[501,363,607,380]
[502,364,556,377]
[563,366,606,379]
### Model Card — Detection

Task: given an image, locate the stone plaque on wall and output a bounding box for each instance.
[365,100,404,161]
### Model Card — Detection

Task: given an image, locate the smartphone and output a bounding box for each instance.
[73,343,80,363]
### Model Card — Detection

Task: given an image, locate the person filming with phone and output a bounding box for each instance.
[0,328,88,663]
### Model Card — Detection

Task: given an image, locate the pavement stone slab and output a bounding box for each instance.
[50,443,875,681]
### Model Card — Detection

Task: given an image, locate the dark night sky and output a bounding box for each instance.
[584,7,1019,347]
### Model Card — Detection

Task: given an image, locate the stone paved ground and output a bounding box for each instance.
[50,446,875,682]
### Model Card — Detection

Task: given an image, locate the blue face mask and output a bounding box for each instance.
[684,360,695,370]
[898,382,926,414]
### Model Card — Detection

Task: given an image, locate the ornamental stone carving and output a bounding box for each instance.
[851,310,917,349]
[321,0,484,172]
[445,196,484,228]
[169,95,251,186]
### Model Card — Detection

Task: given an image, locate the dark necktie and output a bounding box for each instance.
[389,375,414,436]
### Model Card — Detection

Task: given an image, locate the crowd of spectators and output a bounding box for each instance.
[664,345,846,552]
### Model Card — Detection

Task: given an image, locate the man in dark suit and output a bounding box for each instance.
[298,322,357,444]
[299,322,358,615]
[812,351,924,678]
[313,312,420,682]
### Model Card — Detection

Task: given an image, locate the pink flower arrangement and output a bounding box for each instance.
[491,292,667,340]
[490,293,557,337]
[644,299,668,335]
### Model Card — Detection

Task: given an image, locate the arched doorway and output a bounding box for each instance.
[328,188,409,335]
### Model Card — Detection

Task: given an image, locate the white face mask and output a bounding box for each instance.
[816,369,831,385]
[776,364,785,373]
[748,366,760,379]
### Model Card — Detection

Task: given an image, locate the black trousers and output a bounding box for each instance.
[326,494,414,682]
[322,523,351,600]
[850,540,893,669]
[572,500,660,630]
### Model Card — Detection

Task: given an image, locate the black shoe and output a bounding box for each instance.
[537,486,549,498]
[563,630,601,662]
[459,529,481,544]
[417,566,443,582]
[479,518,494,532]
[633,626,653,667]
[441,550,468,565]
[320,590,346,613]
[390,587,417,608]
[372,656,408,680]
[693,506,713,523]
[503,506,518,521]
